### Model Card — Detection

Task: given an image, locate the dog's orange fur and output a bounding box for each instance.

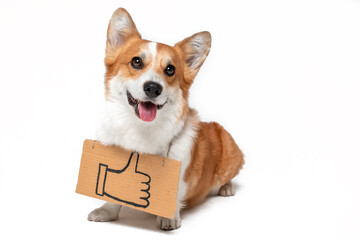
[185,118,245,207]
[103,8,244,208]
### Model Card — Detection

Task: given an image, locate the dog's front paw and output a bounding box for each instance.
[88,208,118,222]
[156,216,181,230]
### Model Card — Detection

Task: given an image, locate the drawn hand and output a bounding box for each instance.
[96,152,151,208]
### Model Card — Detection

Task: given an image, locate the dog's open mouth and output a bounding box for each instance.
[127,91,165,122]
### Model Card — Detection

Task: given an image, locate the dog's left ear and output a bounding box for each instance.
[175,31,211,85]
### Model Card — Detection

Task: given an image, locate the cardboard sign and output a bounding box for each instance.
[76,139,182,219]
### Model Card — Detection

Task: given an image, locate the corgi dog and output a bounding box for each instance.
[87,8,244,230]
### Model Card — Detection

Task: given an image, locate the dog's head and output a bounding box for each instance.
[104,8,211,123]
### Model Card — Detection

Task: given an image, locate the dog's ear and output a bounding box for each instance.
[175,31,211,85]
[107,8,141,50]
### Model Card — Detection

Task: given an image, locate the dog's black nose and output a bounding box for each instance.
[143,81,162,98]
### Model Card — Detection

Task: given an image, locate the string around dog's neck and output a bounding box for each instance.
[162,139,174,167]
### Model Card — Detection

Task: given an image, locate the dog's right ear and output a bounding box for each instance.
[107,8,141,50]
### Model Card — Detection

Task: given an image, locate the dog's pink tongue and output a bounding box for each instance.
[139,102,157,122]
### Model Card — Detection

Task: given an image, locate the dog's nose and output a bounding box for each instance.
[143,81,162,98]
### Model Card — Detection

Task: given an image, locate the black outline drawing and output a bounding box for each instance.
[95,152,151,208]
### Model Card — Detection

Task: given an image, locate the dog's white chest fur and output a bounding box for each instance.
[97,100,186,155]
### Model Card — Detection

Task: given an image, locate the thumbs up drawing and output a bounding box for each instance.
[95,152,151,208]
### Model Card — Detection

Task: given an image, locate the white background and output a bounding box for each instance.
[0,0,359,239]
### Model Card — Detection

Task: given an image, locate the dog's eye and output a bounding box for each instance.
[131,57,143,69]
[164,65,175,77]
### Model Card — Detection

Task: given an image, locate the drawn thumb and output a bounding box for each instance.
[124,152,139,173]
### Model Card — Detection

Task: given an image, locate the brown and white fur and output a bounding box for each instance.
[87,8,244,230]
